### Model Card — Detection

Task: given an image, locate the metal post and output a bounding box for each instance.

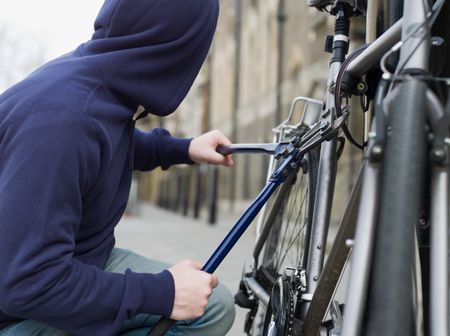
[276,0,286,126]
[193,166,202,219]
[182,172,190,216]
[230,0,243,213]
[164,179,170,209]
[157,179,164,207]
[208,167,219,225]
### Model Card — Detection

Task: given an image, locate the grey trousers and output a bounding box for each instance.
[0,248,236,336]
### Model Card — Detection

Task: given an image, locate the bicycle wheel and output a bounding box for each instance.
[255,148,319,335]
[364,80,428,336]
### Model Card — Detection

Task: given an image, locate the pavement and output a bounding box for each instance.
[116,203,256,336]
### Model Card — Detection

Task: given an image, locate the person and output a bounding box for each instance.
[0,0,236,335]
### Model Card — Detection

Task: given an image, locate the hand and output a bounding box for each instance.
[188,130,234,167]
[168,260,219,320]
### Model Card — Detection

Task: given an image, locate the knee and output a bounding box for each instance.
[207,283,236,333]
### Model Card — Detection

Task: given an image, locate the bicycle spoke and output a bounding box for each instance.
[279,191,308,268]
[274,173,308,272]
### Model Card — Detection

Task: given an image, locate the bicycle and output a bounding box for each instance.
[149,0,450,335]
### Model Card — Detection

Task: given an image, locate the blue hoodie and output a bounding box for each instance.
[0,0,219,335]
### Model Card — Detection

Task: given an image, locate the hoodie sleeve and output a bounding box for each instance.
[0,111,175,336]
[133,127,194,171]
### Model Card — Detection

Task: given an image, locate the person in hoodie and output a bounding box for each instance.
[0,0,236,335]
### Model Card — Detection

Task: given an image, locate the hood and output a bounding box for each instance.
[82,0,219,116]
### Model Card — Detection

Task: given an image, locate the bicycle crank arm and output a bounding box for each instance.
[148,149,302,336]
[216,142,289,156]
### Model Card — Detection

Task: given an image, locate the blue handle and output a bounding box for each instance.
[202,181,279,273]
[148,149,301,336]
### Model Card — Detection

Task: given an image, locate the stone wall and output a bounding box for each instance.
[137,1,366,226]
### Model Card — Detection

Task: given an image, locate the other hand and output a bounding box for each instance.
[168,260,219,320]
[188,130,234,167]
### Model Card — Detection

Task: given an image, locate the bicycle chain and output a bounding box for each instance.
[285,289,295,336]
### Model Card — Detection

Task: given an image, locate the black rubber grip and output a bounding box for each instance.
[216,145,232,155]
[147,317,177,336]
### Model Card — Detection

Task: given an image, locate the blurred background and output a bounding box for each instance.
[0,1,366,333]
[134,1,365,225]
[0,1,103,89]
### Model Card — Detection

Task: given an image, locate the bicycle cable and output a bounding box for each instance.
[334,43,370,150]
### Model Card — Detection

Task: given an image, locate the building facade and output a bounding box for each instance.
[136,0,365,225]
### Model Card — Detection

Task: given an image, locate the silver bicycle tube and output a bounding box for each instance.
[303,63,340,313]
[426,88,449,336]
[399,1,430,71]
[340,160,380,336]
[347,18,402,77]
[413,230,425,336]
[430,166,449,336]
[246,277,270,307]
[304,5,352,315]
[301,163,363,335]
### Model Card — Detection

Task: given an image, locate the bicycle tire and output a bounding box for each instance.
[364,80,428,336]
[250,148,319,336]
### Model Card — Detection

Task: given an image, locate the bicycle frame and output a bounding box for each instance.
[343,1,449,336]
[149,1,450,335]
